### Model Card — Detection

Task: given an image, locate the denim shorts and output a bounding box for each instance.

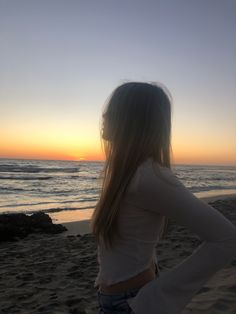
[97,263,159,313]
[97,286,140,313]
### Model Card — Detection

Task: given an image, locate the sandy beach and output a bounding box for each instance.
[0,194,236,314]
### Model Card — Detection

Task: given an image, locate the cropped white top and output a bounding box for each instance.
[94,158,236,314]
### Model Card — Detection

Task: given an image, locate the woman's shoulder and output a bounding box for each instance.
[138,158,183,189]
[127,158,182,196]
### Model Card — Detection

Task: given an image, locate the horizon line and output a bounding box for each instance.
[0,157,235,167]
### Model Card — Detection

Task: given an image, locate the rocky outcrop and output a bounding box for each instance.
[0,212,67,242]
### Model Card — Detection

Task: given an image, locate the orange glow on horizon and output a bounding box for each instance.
[0,148,235,165]
[0,128,235,164]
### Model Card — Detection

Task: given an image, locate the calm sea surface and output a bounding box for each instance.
[0,158,236,224]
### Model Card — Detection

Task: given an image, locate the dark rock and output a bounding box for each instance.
[0,212,67,243]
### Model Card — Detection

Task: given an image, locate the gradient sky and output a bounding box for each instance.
[0,0,235,165]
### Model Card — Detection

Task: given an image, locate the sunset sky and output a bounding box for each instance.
[1,0,236,165]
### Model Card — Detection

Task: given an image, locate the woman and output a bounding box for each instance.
[90,81,236,314]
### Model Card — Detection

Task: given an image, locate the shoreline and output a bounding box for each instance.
[59,192,236,236]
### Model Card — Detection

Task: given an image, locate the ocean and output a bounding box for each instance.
[0,158,236,224]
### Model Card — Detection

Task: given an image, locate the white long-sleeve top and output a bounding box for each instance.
[94,158,236,314]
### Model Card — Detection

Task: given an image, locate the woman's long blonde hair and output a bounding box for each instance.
[90,81,174,250]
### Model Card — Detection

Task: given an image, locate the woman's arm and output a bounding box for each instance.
[127,164,236,314]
